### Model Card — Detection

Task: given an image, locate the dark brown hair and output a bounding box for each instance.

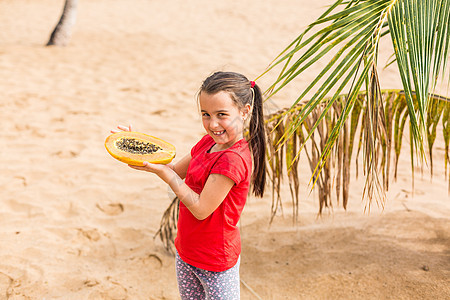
[199,71,266,197]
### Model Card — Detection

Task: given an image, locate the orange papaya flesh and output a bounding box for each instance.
[105,131,176,166]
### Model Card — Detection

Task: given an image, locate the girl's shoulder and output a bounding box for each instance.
[220,139,251,167]
[191,135,215,155]
[229,138,250,155]
[210,140,252,184]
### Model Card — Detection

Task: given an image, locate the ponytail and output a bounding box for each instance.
[248,83,266,197]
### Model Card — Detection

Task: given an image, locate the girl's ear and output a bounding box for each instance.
[241,103,252,120]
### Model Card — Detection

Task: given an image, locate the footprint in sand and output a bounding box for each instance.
[14,124,31,131]
[11,176,27,188]
[51,143,84,159]
[151,109,167,116]
[7,199,42,216]
[96,202,124,216]
[141,254,163,269]
[0,272,14,297]
[77,228,101,242]
[52,150,80,158]
[0,256,45,296]
[119,87,141,92]
[87,277,128,300]
[104,277,128,299]
[84,279,100,287]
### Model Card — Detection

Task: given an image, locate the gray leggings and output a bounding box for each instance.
[175,252,240,300]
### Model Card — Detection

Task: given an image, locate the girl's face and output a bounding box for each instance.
[199,91,251,151]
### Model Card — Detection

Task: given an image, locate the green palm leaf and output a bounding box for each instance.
[261,0,450,210]
[388,0,450,157]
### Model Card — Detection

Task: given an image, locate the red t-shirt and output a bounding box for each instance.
[174,135,252,272]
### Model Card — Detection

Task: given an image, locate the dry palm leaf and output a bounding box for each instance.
[265,90,449,219]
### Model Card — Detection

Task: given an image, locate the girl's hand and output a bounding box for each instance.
[128,161,169,176]
[129,162,179,190]
[111,124,133,134]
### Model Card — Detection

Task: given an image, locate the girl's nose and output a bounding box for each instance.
[209,117,220,129]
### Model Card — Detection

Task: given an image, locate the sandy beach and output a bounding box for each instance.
[0,0,449,299]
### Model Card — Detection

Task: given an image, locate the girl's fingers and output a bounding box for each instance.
[128,165,143,170]
[110,124,133,134]
[128,162,162,173]
[128,163,152,170]
[117,125,130,131]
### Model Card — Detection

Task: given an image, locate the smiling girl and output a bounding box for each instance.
[112,71,266,299]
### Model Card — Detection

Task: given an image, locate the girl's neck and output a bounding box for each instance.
[209,137,243,153]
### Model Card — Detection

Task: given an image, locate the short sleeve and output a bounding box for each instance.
[210,152,247,184]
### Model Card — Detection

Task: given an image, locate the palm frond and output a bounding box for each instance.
[265,90,449,219]
[261,0,449,208]
[154,196,179,254]
[387,0,450,158]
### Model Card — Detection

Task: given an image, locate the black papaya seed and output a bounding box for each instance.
[116,138,162,154]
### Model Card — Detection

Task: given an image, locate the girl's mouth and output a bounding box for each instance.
[212,130,225,136]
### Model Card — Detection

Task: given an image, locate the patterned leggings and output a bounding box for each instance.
[175,252,240,300]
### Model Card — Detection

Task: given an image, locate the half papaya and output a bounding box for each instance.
[105,131,176,166]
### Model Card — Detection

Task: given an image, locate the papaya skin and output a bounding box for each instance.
[105,131,176,166]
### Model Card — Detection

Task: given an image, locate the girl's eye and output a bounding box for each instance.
[202,113,210,117]
[218,113,227,117]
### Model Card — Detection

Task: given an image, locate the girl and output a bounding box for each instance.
[112,71,266,299]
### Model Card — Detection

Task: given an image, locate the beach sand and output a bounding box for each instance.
[0,0,449,299]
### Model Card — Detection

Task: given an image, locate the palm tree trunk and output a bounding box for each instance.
[46,0,78,46]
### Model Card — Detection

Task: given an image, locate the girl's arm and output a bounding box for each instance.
[130,163,234,220]
[166,152,191,179]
